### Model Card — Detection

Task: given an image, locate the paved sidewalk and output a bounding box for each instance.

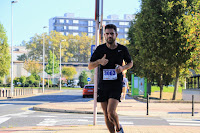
[33,95,200,119]
[1,125,200,133]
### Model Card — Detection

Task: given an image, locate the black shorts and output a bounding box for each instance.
[97,88,122,102]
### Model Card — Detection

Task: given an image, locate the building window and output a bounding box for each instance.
[64,26,67,30]
[88,27,93,32]
[125,28,129,32]
[66,19,69,23]
[60,19,64,23]
[88,33,93,37]
[69,26,79,30]
[60,32,64,35]
[73,32,79,36]
[117,28,120,32]
[119,22,129,26]
[73,20,79,24]
[88,21,93,26]
[125,34,128,38]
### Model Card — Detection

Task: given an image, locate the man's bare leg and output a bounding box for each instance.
[107,98,120,131]
[101,101,115,133]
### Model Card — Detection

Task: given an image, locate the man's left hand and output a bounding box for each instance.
[115,64,123,74]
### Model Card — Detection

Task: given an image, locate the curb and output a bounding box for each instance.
[33,106,104,114]
[129,95,200,103]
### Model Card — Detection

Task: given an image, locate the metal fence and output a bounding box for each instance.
[0,88,33,98]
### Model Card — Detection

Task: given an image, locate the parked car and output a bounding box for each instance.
[82,84,94,98]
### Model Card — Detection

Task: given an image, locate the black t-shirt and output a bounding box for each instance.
[90,43,132,90]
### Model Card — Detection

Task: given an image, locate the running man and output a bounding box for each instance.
[88,24,133,133]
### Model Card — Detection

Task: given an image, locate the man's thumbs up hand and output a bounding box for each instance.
[99,54,108,66]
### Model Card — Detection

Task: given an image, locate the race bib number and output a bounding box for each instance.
[103,69,117,80]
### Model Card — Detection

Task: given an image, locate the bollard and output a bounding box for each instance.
[147,94,149,115]
[0,89,1,97]
[192,95,194,116]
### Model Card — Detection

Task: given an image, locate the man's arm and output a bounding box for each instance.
[115,61,133,74]
[88,54,108,70]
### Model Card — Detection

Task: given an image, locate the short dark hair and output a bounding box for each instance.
[105,24,117,33]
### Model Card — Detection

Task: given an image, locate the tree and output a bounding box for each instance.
[66,33,95,63]
[19,76,26,88]
[25,31,95,63]
[45,50,59,76]
[27,75,35,88]
[17,53,28,61]
[128,0,200,100]
[24,59,43,75]
[128,0,174,99]
[62,66,77,80]
[0,23,10,77]
[78,71,88,88]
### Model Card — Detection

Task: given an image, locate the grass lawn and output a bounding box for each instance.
[151,86,184,93]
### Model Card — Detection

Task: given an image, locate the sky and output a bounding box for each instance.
[0,0,141,46]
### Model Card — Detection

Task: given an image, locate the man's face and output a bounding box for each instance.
[104,29,118,44]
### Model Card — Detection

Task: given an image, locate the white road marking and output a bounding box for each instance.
[169,123,200,126]
[0,104,10,107]
[167,119,200,126]
[0,117,11,124]
[37,119,58,126]
[167,119,200,123]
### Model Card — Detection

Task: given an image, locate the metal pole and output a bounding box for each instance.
[43,26,47,93]
[11,0,18,97]
[53,48,54,85]
[147,94,149,115]
[59,41,62,91]
[93,0,100,126]
[192,95,194,116]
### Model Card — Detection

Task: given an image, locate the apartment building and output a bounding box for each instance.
[49,13,135,39]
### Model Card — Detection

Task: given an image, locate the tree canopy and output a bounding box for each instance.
[128,0,200,100]
[62,66,77,80]
[0,23,10,77]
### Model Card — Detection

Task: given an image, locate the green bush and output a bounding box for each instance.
[34,80,40,87]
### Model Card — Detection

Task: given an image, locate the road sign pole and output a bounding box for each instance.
[93,0,100,126]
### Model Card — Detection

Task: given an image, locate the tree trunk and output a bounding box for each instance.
[172,67,180,100]
[48,78,49,88]
[159,74,163,100]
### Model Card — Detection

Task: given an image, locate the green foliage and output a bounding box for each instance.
[19,76,26,87]
[17,53,28,61]
[128,0,200,100]
[62,66,77,80]
[32,73,40,80]
[34,80,40,87]
[45,50,59,76]
[13,77,20,86]
[78,71,88,88]
[0,23,10,77]
[27,75,35,86]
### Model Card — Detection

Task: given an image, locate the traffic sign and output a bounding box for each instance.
[87,77,91,82]
[91,45,96,56]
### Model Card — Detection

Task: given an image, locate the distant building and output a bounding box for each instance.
[49,13,135,39]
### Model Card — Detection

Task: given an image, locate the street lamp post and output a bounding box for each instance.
[11,0,18,97]
[43,26,48,93]
[59,40,65,90]
[53,47,54,85]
